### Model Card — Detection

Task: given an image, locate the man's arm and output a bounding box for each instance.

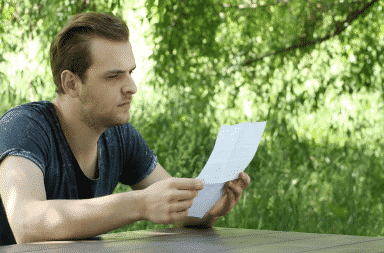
[0,156,145,244]
[130,163,218,229]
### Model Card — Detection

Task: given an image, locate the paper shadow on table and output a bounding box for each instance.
[79,227,220,242]
[26,227,219,244]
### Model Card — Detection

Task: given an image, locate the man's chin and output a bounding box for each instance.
[107,116,130,128]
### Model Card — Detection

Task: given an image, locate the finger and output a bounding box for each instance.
[227,182,242,203]
[196,179,204,190]
[229,178,246,191]
[226,182,239,202]
[172,177,204,190]
[226,185,239,210]
[237,173,250,189]
[239,172,251,186]
[175,199,194,213]
[242,172,251,186]
[224,184,233,201]
[177,189,198,201]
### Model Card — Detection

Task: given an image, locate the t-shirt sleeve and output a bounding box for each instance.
[0,108,50,177]
[117,123,158,186]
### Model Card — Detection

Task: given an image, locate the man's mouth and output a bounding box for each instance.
[118,99,132,106]
[118,102,131,107]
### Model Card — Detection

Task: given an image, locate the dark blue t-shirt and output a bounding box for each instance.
[0,101,158,246]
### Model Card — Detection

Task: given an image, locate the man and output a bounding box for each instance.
[0,12,250,246]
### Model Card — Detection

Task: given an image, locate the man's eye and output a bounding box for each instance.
[107,75,118,79]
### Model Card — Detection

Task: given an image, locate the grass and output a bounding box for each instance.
[106,84,384,238]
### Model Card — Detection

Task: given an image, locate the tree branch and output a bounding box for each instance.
[218,0,364,11]
[238,0,378,67]
[219,0,289,10]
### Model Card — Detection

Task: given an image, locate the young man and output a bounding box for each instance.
[0,12,250,246]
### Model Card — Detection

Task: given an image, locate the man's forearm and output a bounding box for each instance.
[23,191,144,243]
[173,212,219,229]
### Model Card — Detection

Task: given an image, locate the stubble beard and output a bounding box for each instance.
[81,104,130,133]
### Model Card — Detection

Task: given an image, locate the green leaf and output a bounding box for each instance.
[2,6,15,21]
[146,0,156,9]
[158,0,166,15]
[328,203,349,220]
[110,1,117,10]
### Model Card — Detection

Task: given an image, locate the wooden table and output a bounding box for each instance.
[3,227,384,252]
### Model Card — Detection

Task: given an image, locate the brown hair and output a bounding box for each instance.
[49,12,130,95]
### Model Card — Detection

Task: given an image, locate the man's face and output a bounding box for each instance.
[77,37,137,131]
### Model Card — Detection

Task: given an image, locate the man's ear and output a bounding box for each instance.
[60,70,82,98]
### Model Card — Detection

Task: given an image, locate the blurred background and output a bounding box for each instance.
[1,0,383,236]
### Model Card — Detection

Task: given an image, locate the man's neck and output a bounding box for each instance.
[52,97,101,158]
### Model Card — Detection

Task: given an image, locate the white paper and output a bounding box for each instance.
[187,121,267,218]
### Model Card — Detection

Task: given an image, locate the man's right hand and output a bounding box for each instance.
[141,177,204,224]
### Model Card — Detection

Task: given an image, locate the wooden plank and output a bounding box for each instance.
[1,227,222,252]
[2,227,384,252]
[94,228,384,252]
[231,234,384,253]
[315,239,384,253]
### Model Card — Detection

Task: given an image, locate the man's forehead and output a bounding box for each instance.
[88,38,134,72]
[89,38,132,58]
[90,37,131,48]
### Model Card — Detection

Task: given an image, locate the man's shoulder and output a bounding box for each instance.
[0,100,56,136]
[1,100,53,120]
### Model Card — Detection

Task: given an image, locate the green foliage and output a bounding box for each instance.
[143,0,384,132]
[107,82,384,236]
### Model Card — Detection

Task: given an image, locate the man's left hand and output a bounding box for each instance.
[207,171,251,218]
